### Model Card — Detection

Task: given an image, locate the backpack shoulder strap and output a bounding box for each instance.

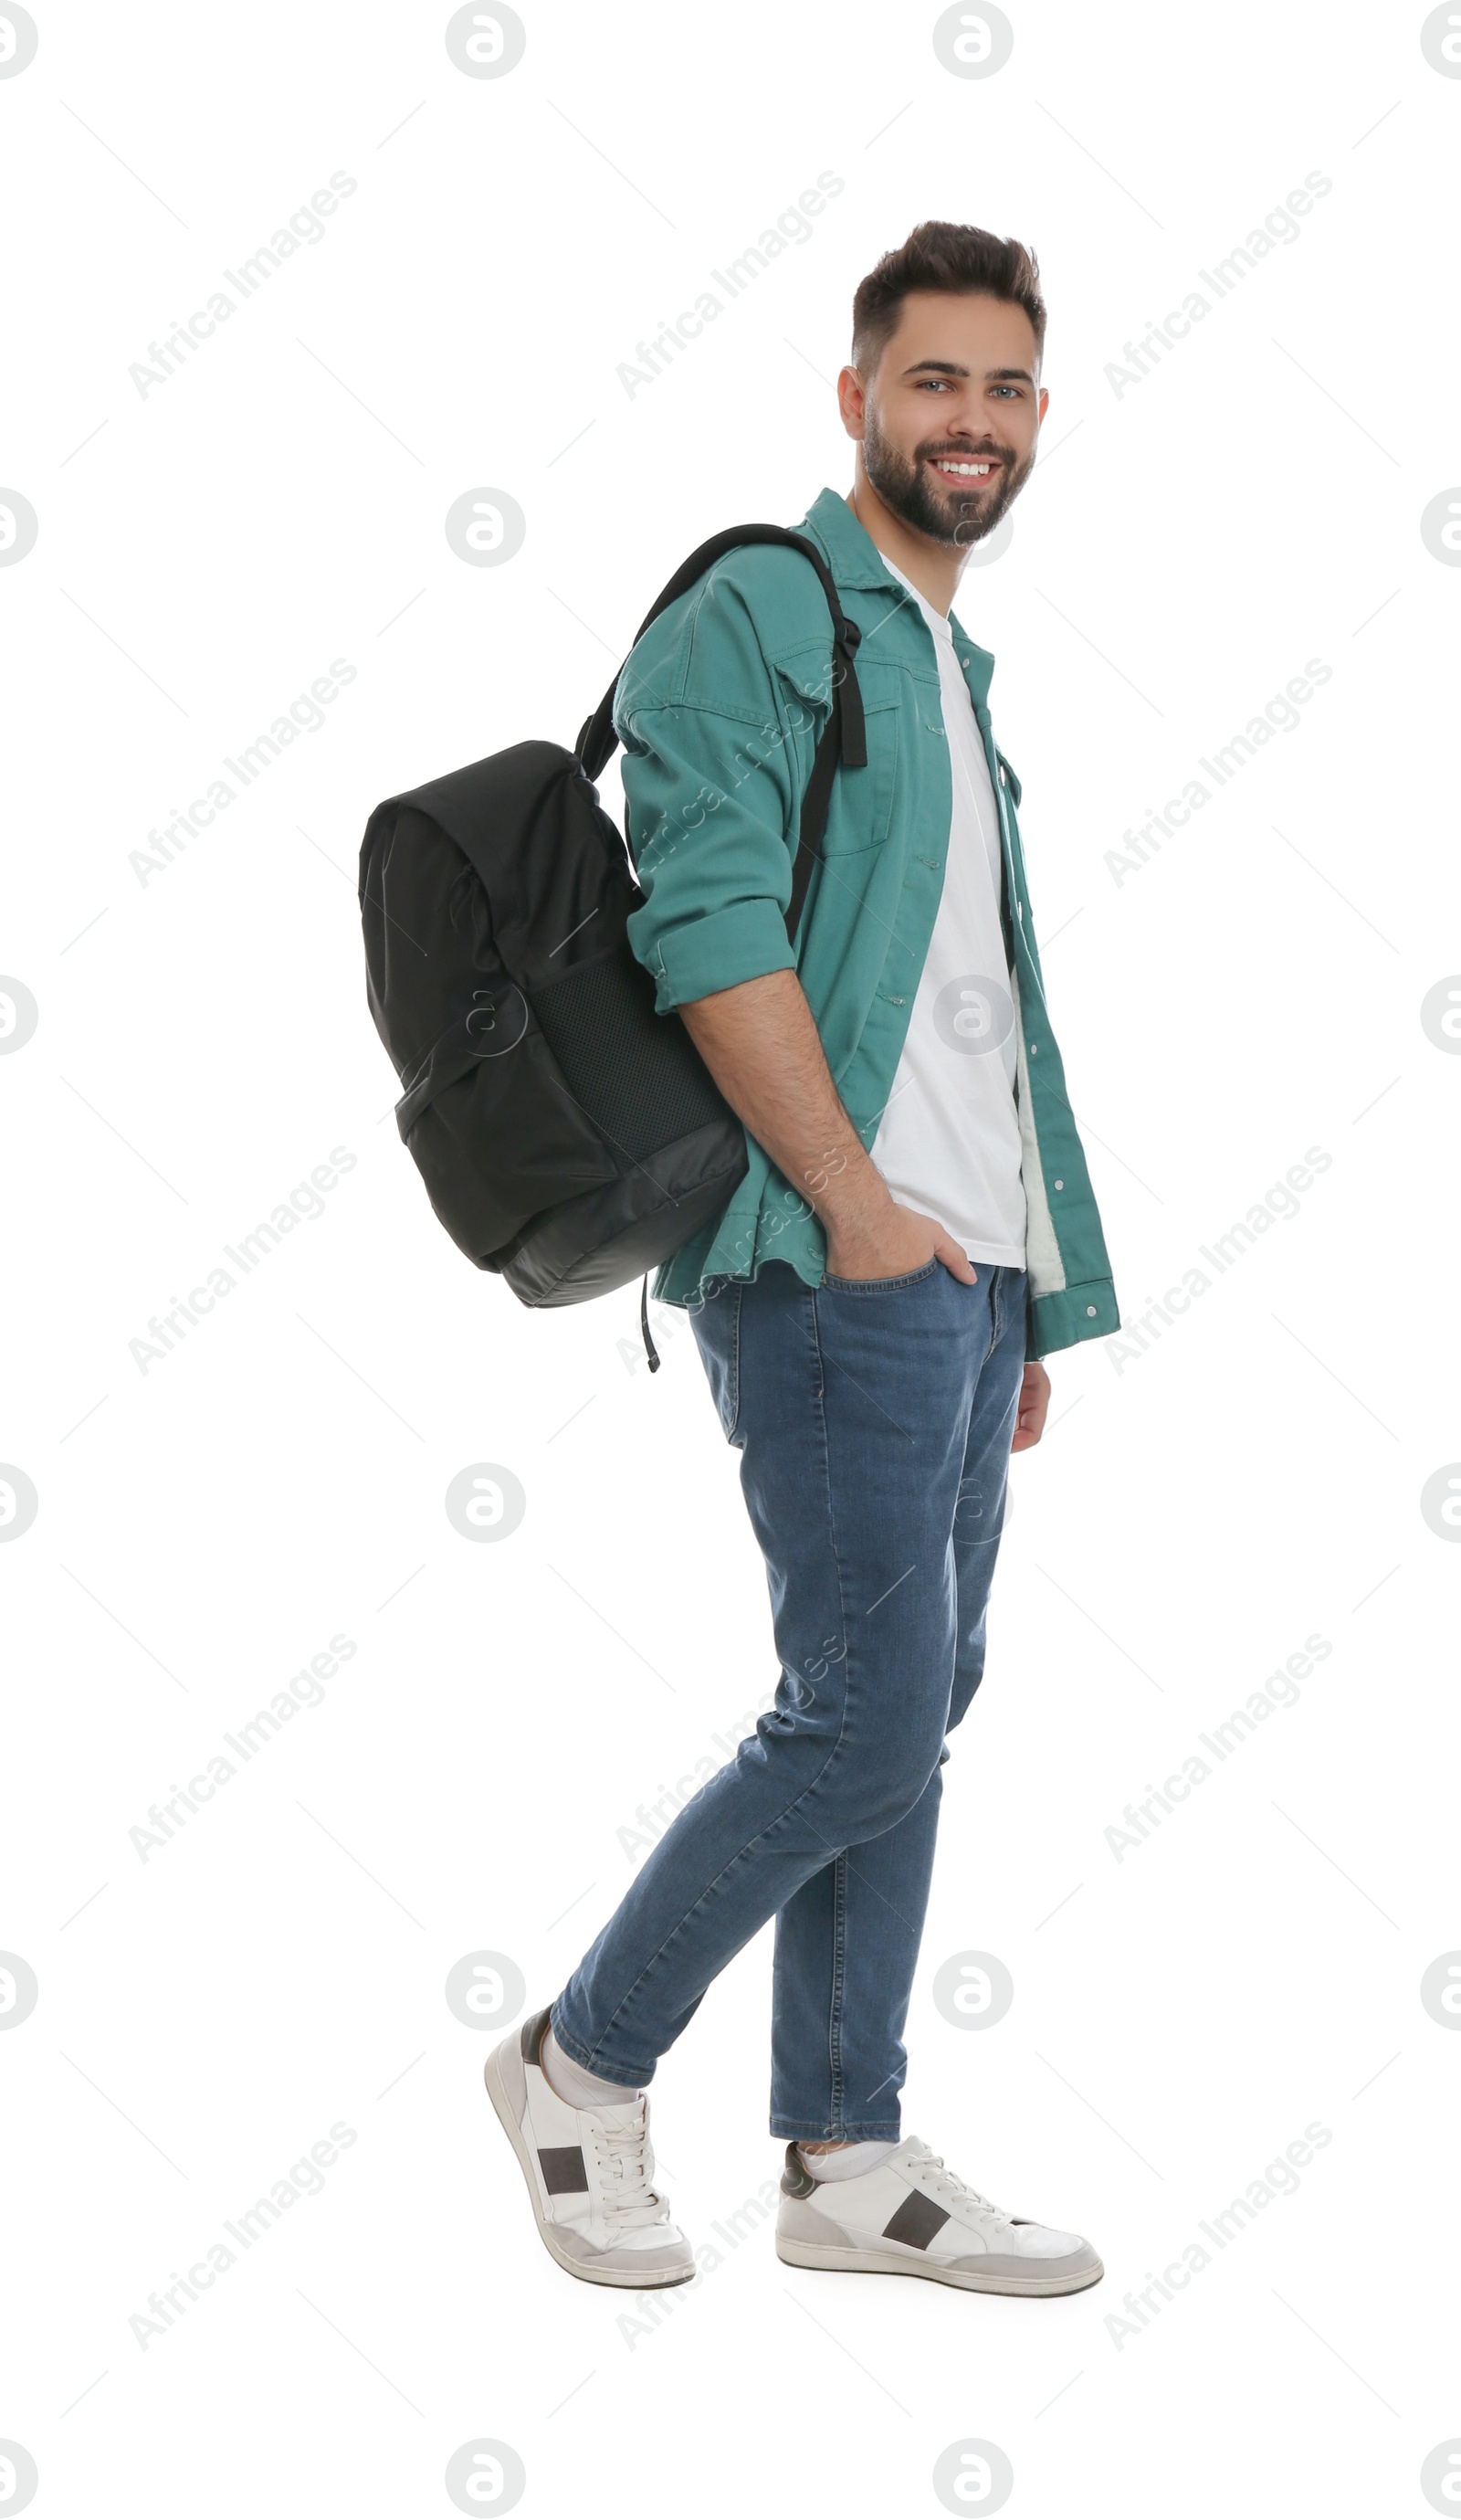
[573,524,867,949]
[575,524,865,777]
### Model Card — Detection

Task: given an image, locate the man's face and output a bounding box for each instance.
[846,290,1047,547]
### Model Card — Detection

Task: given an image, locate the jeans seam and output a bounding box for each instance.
[828,1850,847,2128]
[983,1265,1004,1365]
[582,1779,859,2076]
[823,1256,940,1293]
[548,2006,641,2090]
[770,2119,904,2140]
[580,1284,858,2077]
[726,1280,742,1441]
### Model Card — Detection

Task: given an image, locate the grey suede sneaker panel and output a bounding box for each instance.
[947,2242,1101,2278]
[552,2224,692,2270]
[778,2198,855,2245]
[777,2197,1098,2280]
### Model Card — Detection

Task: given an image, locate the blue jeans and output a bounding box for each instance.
[551,1254,1029,2140]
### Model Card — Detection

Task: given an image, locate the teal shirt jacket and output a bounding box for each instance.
[616,486,1119,1362]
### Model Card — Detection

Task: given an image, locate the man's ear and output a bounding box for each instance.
[837,364,867,441]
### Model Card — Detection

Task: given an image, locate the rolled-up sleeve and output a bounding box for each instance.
[612,552,831,1014]
[620,695,803,1012]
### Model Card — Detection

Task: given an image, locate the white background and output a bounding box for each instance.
[3,2,1459,2515]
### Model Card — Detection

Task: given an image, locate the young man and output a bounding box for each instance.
[487,223,1119,2296]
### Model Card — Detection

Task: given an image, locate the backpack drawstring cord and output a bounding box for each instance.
[640,1273,660,1373]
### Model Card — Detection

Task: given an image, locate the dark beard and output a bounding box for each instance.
[861,407,1033,547]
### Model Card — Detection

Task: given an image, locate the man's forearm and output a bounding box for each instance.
[678,968,977,1286]
[677,967,888,1236]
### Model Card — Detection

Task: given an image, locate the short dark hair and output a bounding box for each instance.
[851,221,1046,376]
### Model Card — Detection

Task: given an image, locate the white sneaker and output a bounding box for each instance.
[484,2007,696,2289]
[776,2136,1103,2296]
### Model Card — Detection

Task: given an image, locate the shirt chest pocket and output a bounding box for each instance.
[772,658,900,856]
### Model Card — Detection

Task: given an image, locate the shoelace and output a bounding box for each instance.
[589,2115,671,2228]
[904,2147,1014,2230]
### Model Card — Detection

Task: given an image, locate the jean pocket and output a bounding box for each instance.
[821,1257,941,1293]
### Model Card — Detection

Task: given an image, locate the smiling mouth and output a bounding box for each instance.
[930,456,1000,481]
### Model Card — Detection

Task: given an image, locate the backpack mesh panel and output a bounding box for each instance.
[530,954,731,1163]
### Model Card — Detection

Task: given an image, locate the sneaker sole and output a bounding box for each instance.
[483,2050,697,2291]
[775,2232,1103,2296]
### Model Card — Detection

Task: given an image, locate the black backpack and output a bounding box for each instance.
[358,524,867,1368]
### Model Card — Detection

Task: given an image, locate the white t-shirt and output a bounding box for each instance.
[867,559,1027,1268]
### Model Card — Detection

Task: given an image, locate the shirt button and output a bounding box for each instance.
[1087,1305,1097,1317]
[1053,1179,1064,1190]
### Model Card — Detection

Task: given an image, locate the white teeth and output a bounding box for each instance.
[936,459,992,476]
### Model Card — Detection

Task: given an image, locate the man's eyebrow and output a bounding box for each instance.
[900,358,1036,385]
